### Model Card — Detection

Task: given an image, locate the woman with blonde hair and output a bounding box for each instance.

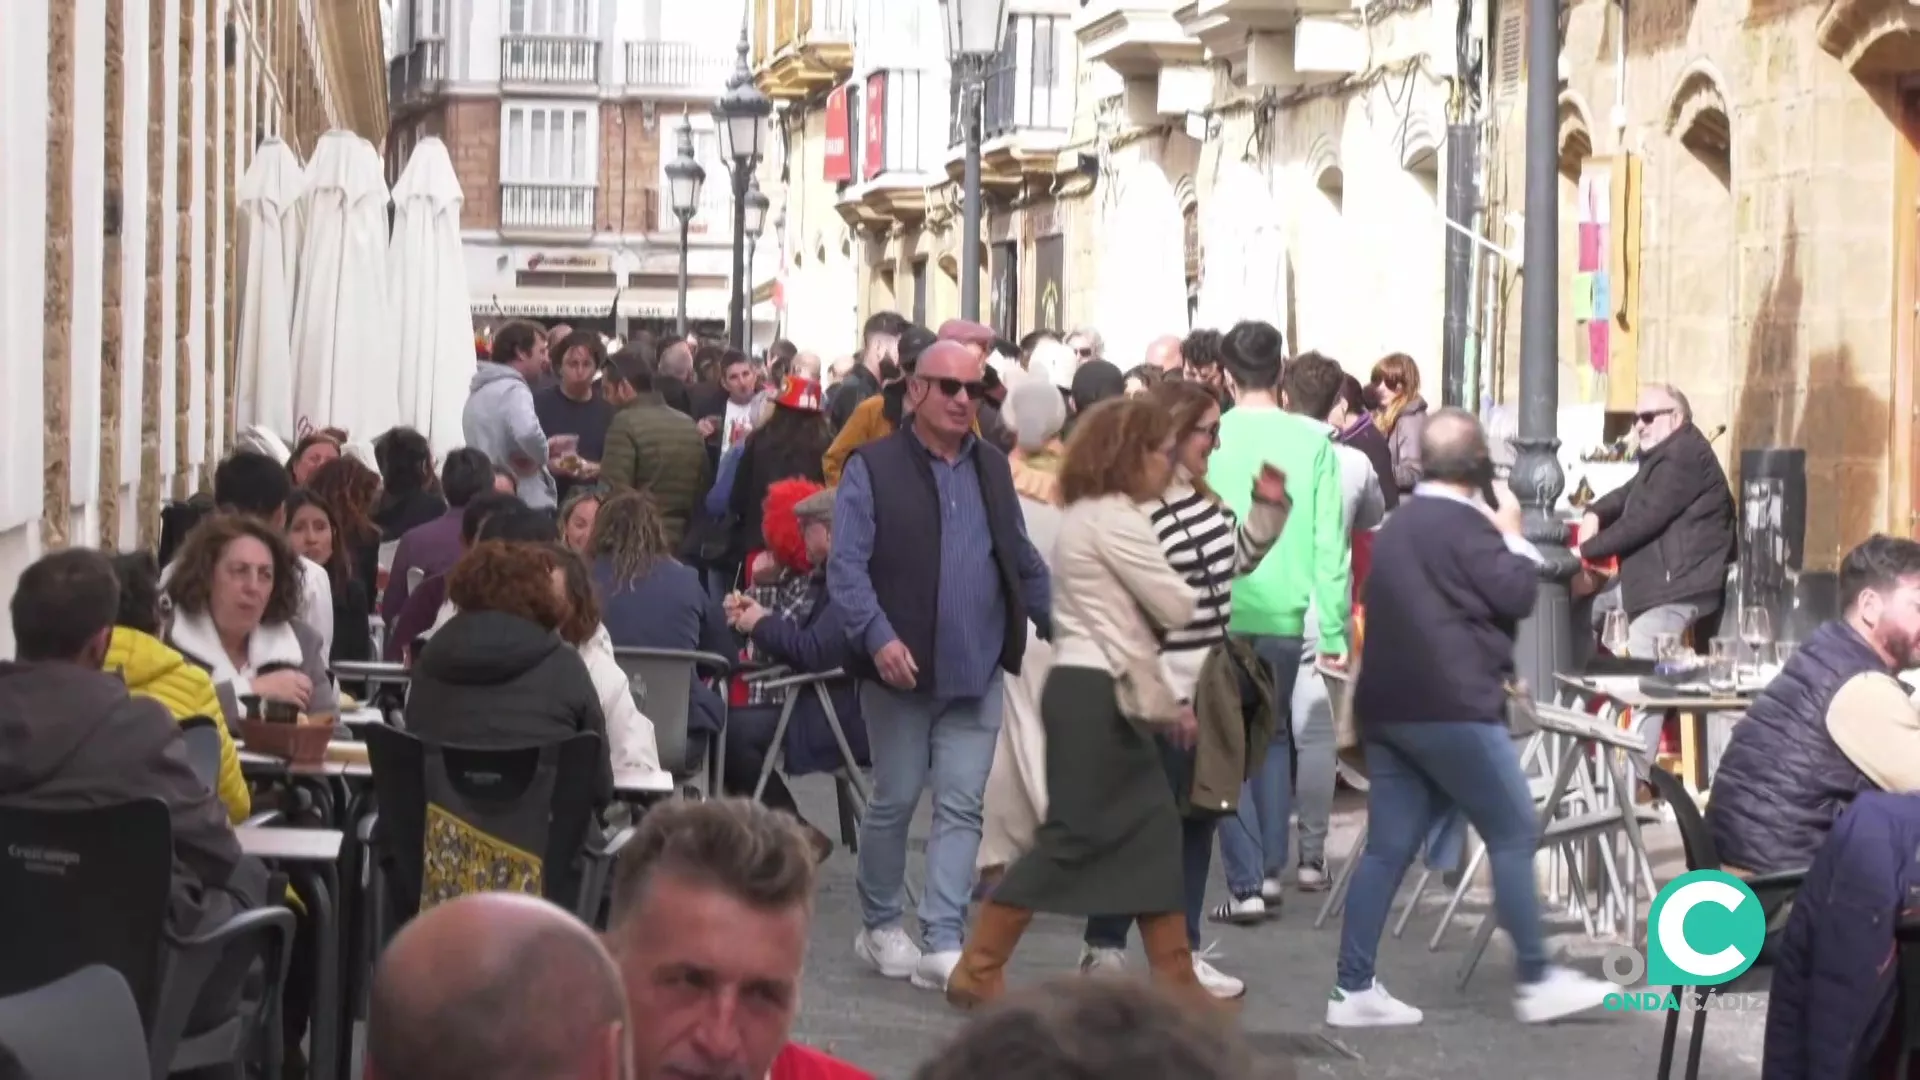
[946,397,1288,1012]
[1368,353,1429,497]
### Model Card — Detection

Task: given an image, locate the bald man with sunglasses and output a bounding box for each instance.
[827,338,1053,996]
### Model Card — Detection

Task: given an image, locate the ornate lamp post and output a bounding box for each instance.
[940,0,1010,323]
[712,25,772,351]
[1511,0,1578,689]
[665,115,706,338]
[743,174,770,348]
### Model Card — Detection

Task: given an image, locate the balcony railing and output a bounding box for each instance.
[501,34,601,85]
[855,69,949,180]
[387,37,447,108]
[626,42,732,93]
[655,170,737,237]
[501,183,597,232]
[948,15,1072,148]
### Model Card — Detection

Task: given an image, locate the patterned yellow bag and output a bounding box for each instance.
[420,802,542,911]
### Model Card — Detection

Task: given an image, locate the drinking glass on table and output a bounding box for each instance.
[1601,609,1631,657]
[1708,637,1739,691]
[1652,631,1684,667]
[1740,608,1773,681]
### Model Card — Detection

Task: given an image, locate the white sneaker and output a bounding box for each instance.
[1260,877,1285,903]
[1325,980,1425,1028]
[854,926,921,980]
[1296,861,1330,892]
[1515,965,1615,1023]
[911,949,961,991]
[1208,895,1268,925]
[1192,943,1247,1000]
[1079,945,1128,977]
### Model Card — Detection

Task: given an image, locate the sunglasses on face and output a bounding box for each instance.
[1635,408,1673,425]
[1074,347,1095,358]
[918,374,990,402]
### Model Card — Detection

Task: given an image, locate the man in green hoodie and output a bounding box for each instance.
[1204,320,1352,923]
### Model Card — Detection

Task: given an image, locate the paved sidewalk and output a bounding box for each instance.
[786,780,1767,1080]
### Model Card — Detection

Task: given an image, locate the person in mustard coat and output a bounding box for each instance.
[106,553,250,824]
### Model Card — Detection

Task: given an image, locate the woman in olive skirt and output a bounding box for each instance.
[945,397,1208,1010]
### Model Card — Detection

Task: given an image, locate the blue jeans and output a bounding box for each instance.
[1335,720,1548,991]
[1217,635,1302,898]
[855,676,1003,954]
[1083,815,1218,951]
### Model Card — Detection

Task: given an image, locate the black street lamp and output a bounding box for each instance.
[665,115,706,338]
[713,24,772,351]
[1511,0,1578,689]
[940,0,1010,323]
[743,174,770,346]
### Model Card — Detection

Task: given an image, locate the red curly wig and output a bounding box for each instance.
[761,478,823,574]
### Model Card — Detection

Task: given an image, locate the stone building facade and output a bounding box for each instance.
[1486,0,1920,568]
[0,0,386,655]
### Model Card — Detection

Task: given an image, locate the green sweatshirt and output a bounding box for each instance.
[1210,404,1351,653]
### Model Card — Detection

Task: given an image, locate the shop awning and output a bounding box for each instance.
[471,286,732,322]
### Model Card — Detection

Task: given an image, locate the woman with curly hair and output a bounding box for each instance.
[285,489,373,663]
[591,491,738,749]
[163,513,337,724]
[947,396,1286,1013]
[306,455,385,597]
[404,540,612,802]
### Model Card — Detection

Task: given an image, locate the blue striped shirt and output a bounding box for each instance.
[830,435,1048,699]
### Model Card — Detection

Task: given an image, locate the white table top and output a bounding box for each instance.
[615,768,674,795]
[237,825,343,862]
[1559,673,1754,711]
[339,706,384,726]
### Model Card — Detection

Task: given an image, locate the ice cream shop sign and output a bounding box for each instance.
[518,251,616,274]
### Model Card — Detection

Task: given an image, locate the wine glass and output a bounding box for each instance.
[1601,609,1631,657]
[1740,608,1773,682]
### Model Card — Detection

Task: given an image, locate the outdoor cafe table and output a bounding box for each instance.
[1553,673,1755,798]
[237,824,348,1080]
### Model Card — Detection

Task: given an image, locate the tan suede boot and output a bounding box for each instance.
[945,901,1035,1011]
[1139,912,1224,1014]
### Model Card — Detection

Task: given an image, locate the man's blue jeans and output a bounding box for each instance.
[855,676,1002,954]
[1335,720,1548,991]
[1216,636,1303,899]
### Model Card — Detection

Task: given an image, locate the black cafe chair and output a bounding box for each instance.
[0,801,295,1079]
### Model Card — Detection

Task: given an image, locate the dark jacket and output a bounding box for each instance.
[1355,493,1538,728]
[729,422,830,564]
[404,610,613,803]
[1763,791,1920,1079]
[389,572,448,663]
[601,393,713,552]
[1337,415,1400,512]
[1187,637,1276,816]
[381,507,464,624]
[1581,423,1735,615]
[748,575,871,775]
[827,365,881,432]
[0,661,271,935]
[596,558,738,734]
[1707,620,1884,875]
[373,488,447,543]
[847,428,1033,691]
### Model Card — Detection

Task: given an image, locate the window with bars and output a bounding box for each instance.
[503,104,596,183]
[508,0,594,35]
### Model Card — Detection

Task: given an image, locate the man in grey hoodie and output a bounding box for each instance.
[464,319,557,512]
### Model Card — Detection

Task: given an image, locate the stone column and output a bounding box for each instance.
[138,0,168,550]
[100,0,127,548]
[174,0,196,499]
[43,0,75,550]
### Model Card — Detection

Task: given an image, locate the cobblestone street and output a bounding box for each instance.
[785,780,1767,1080]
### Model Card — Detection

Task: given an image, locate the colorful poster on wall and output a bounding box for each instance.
[1575,170,1613,402]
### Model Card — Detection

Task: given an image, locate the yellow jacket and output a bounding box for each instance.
[822,390,983,487]
[105,627,251,824]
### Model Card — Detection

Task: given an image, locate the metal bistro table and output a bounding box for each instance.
[1554,673,1755,798]
[236,825,347,1080]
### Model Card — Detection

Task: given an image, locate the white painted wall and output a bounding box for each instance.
[0,0,301,657]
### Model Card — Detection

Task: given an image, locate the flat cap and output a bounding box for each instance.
[793,489,836,525]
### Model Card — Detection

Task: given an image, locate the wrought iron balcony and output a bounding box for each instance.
[753,0,856,100]
[387,37,447,110]
[501,183,598,232]
[625,42,732,94]
[500,34,601,86]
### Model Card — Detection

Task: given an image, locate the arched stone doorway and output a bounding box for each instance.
[1094,160,1187,367]
[1196,161,1286,333]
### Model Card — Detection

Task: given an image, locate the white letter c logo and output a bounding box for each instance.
[1658,880,1749,979]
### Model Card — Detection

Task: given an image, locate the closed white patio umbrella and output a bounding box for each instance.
[387,137,476,458]
[291,131,397,442]
[234,138,303,441]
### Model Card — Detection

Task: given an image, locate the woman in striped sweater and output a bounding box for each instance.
[1077,380,1290,1000]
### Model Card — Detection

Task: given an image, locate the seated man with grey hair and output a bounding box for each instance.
[364,893,629,1080]
[721,485,869,861]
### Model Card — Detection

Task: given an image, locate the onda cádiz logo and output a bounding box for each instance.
[1601,870,1769,1013]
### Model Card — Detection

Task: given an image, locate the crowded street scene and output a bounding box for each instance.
[2,0,1917,1077]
